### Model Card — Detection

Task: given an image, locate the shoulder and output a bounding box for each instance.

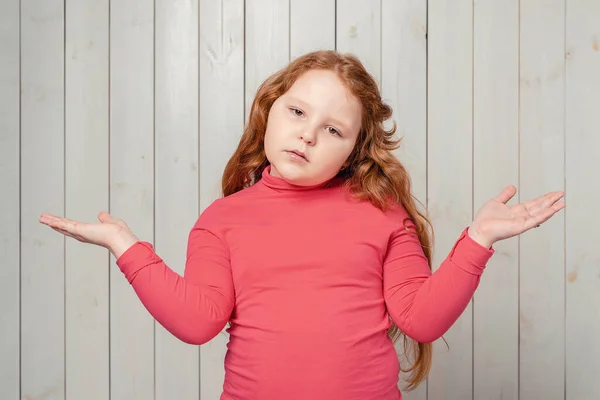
[193,184,261,229]
[351,196,412,227]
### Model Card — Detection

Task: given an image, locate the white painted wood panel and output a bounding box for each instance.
[0,0,20,398]
[336,0,381,83]
[472,1,520,398]
[154,0,200,399]
[426,1,474,399]
[245,0,290,118]
[198,0,245,398]
[109,1,155,399]
[20,0,65,399]
[3,1,600,399]
[519,1,566,398]
[290,0,335,59]
[64,0,110,398]
[566,0,600,398]
[381,1,427,398]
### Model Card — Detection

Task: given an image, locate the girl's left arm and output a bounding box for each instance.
[384,186,564,343]
[383,218,493,343]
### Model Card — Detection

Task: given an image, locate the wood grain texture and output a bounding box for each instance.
[381,0,427,398]
[20,0,65,398]
[245,0,290,119]
[566,0,600,398]
[199,0,245,398]
[426,1,474,399]
[0,0,20,398]
[519,0,566,398]
[155,0,200,399]
[65,0,110,398]
[2,2,597,398]
[290,0,335,58]
[472,1,520,398]
[336,0,381,82]
[109,1,155,398]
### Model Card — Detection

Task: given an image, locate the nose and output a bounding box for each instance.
[300,128,317,145]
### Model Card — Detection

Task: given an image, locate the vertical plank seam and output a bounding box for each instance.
[108,0,112,398]
[379,0,382,85]
[18,0,23,397]
[562,0,567,398]
[425,1,429,397]
[517,0,521,395]
[288,0,291,60]
[517,1,521,399]
[63,0,67,397]
[471,0,475,398]
[243,0,247,121]
[334,0,337,50]
[517,0,521,399]
[196,0,205,400]
[152,0,157,398]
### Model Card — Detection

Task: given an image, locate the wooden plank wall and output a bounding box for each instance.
[1,0,598,399]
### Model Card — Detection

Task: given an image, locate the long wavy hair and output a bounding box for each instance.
[221,50,435,390]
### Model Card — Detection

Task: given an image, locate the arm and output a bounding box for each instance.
[116,220,234,345]
[383,217,494,343]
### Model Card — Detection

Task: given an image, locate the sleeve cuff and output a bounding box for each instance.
[448,227,495,275]
[115,241,164,283]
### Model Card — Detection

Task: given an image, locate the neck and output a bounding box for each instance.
[259,165,341,192]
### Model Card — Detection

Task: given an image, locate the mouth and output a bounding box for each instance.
[286,150,309,162]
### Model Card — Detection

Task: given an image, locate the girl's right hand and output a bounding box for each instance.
[39,211,139,258]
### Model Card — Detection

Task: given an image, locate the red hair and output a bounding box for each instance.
[221,50,434,390]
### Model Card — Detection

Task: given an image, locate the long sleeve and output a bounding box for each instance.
[383,217,494,343]
[115,219,234,345]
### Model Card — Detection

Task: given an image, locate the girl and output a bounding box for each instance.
[39,50,565,399]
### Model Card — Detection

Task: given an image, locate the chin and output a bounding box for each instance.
[277,163,339,187]
[272,162,320,186]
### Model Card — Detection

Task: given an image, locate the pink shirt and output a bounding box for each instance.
[116,166,494,399]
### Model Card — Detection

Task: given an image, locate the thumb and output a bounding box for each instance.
[97,211,116,223]
[494,185,517,204]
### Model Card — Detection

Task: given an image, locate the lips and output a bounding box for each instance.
[287,150,308,162]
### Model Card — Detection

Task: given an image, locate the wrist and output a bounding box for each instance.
[109,233,139,259]
[467,224,493,249]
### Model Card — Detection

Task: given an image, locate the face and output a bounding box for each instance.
[263,69,363,186]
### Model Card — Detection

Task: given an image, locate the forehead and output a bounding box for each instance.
[283,69,362,119]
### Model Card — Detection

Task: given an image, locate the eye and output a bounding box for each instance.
[327,126,342,137]
[289,107,304,117]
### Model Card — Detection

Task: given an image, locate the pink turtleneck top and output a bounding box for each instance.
[116,165,494,399]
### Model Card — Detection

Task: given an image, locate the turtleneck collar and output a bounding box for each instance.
[259,165,341,192]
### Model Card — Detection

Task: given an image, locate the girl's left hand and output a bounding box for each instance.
[467,185,565,248]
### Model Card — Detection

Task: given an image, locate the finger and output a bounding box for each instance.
[51,226,81,241]
[494,185,517,204]
[528,195,565,218]
[39,213,59,223]
[511,192,563,218]
[40,214,79,227]
[98,211,120,224]
[524,201,565,230]
[41,215,83,236]
[98,211,110,222]
[522,191,564,213]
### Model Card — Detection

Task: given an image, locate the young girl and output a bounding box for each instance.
[40,50,564,399]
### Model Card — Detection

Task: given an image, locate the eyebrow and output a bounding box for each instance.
[285,96,352,132]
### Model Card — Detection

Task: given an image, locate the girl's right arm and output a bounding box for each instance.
[116,224,234,345]
[39,210,234,345]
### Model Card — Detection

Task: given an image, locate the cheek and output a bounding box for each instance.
[318,141,355,166]
[263,117,284,160]
[265,113,294,145]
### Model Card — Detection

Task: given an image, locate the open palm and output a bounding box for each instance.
[469,185,565,247]
[39,211,138,254]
